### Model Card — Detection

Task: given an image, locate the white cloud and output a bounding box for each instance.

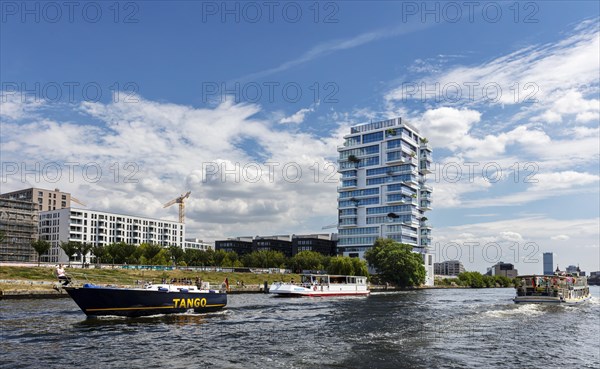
[433,216,600,274]
[1,96,344,240]
[279,103,319,124]
[386,19,599,107]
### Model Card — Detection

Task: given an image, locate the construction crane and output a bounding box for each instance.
[163,191,191,223]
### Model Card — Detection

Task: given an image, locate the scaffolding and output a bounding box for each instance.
[0,198,38,262]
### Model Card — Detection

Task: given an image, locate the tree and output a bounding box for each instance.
[326,256,368,276]
[365,238,425,287]
[75,242,93,265]
[327,256,354,275]
[59,241,80,267]
[105,242,137,265]
[289,251,329,273]
[91,244,106,265]
[242,250,287,268]
[31,240,51,266]
[168,245,185,265]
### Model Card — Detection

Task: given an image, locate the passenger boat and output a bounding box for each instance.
[514,273,591,304]
[269,274,369,297]
[64,282,227,317]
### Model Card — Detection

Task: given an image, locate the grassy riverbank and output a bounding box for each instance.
[0,265,300,292]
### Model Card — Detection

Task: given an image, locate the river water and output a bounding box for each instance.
[1,286,599,369]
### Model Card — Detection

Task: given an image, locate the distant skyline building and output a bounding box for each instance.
[486,262,518,279]
[434,260,465,276]
[543,252,555,275]
[336,117,434,286]
[40,208,185,263]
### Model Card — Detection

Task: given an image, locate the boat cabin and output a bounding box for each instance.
[299,274,367,287]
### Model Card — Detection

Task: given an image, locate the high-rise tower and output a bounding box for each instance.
[337,117,434,285]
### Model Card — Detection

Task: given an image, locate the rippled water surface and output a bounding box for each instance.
[2,287,599,368]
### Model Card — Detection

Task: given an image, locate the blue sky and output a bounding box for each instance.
[1,1,599,274]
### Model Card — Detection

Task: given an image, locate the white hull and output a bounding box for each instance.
[513,294,592,305]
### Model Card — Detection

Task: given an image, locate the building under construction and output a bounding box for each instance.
[0,198,38,262]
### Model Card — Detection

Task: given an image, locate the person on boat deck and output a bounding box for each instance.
[55,264,71,286]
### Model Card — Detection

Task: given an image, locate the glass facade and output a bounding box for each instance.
[337,117,433,285]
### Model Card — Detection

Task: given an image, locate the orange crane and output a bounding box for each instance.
[163,191,191,223]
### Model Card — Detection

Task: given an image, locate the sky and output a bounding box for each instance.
[1,1,599,275]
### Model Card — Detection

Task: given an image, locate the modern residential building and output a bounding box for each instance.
[0,198,38,262]
[184,238,213,251]
[486,262,518,279]
[216,234,337,257]
[336,117,434,285]
[434,260,465,276]
[39,208,185,263]
[543,252,555,275]
[1,187,75,211]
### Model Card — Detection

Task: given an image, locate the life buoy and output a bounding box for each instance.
[313,286,317,291]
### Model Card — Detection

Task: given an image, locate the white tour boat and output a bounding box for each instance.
[269,274,370,297]
[514,272,591,304]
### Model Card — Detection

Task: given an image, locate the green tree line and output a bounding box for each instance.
[436,271,516,288]
[53,242,368,276]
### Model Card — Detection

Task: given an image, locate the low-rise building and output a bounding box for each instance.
[434,260,465,276]
[216,234,337,257]
[184,238,213,251]
[486,261,518,278]
[215,237,254,255]
[292,234,337,256]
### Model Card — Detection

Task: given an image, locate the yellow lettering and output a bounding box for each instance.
[173,298,180,308]
[194,298,200,308]
[179,299,186,308]
[200,298,207,307]
[187,298,194,307]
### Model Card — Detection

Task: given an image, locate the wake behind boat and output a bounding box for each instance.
[514,273,591,304]
[64,282,227,317]
[269,274,369,297]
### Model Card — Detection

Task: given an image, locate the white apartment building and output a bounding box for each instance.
[40,208,185,263]
[184,238,214,251]
[337,117,434,286]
